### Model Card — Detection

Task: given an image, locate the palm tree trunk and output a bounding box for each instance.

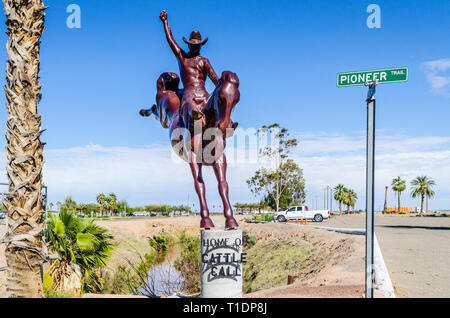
[420,194,424,216]
[2,0,47,298]
[398,191,401,214]
[339,201,342,216]
[383,186,388,214]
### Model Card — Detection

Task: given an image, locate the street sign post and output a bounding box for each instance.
[337,67,408,298]
[337,67,408,87]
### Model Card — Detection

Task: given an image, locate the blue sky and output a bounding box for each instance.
[0,0,449,211]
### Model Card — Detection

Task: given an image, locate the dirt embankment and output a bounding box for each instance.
[1,215,378,298]
[98,215,373,298]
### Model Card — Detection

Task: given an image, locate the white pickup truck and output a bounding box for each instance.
[274,206,330,223]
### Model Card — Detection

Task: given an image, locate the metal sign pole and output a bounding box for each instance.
[365,82,376,298]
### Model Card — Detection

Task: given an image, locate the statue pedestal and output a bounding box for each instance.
[200,229,243,298]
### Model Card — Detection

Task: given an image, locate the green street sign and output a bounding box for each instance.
[337,67,408,87]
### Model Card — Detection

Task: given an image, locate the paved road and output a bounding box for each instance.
[319,214,450,298]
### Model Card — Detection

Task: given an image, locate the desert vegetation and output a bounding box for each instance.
[247,124,305,212]
[333,184,358,215]
[44,210,114,297]
[53,195,192,217]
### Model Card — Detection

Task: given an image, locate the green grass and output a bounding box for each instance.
[243,240,316,293]
[45,290,73,298]
[252,213,274,222]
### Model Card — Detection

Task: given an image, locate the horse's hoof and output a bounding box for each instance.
[200,217,215,229]
[140,108,152,117]
[225,217,239,229]
[232,121,239,130]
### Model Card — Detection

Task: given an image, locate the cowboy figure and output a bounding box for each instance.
[159,10,231,131]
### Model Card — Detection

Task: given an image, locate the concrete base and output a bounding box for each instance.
[200,229,243,298]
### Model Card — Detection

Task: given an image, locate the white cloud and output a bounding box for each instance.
[296,132,450,211]
[38,143,262,208]
[0,131,448,212]
[422,58,450,92]
[298,131,450,155]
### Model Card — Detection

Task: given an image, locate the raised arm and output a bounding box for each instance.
[204,58,219,86]
[159,11,182,59]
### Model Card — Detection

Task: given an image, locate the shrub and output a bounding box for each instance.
[47,210,114,294]
[174,230,201,294]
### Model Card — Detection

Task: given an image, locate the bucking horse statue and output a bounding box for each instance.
[139,10,240,229]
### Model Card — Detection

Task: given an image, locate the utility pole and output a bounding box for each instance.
[326,186,329,210]
[330,188,333,213]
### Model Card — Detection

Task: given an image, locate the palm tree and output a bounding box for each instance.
[107,192,117,216]
[46,210,114,294]
[343,189,358,214]
[96,193,106,216]
[63,195,77,213]
[411,176,435,216]
[2,0,47,297]
[333,184,347,216]
[392,176,406,213]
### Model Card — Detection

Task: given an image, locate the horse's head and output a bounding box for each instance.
[215,71,240,133]
[220,71,239,88]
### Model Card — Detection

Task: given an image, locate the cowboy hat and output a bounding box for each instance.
[183,30,208,45]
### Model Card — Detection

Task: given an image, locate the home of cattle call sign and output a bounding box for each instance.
[337,67,408,87]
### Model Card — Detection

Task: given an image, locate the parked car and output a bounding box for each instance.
[134,211,150,217]
[0,212,5,219]
[274,206,330,223]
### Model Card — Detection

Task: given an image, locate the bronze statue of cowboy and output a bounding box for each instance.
[140,10,240,229]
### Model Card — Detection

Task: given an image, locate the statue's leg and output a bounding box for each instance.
[212,153,239,229]
[139,104,158,117]
[189,148,215,229]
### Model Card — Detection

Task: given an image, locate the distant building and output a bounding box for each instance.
[386,207,418,213]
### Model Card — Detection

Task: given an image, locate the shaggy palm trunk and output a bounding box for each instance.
[339,201,342,216]
[2,0,47,297]
[398,191,401,214]
[420,194,424,216]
